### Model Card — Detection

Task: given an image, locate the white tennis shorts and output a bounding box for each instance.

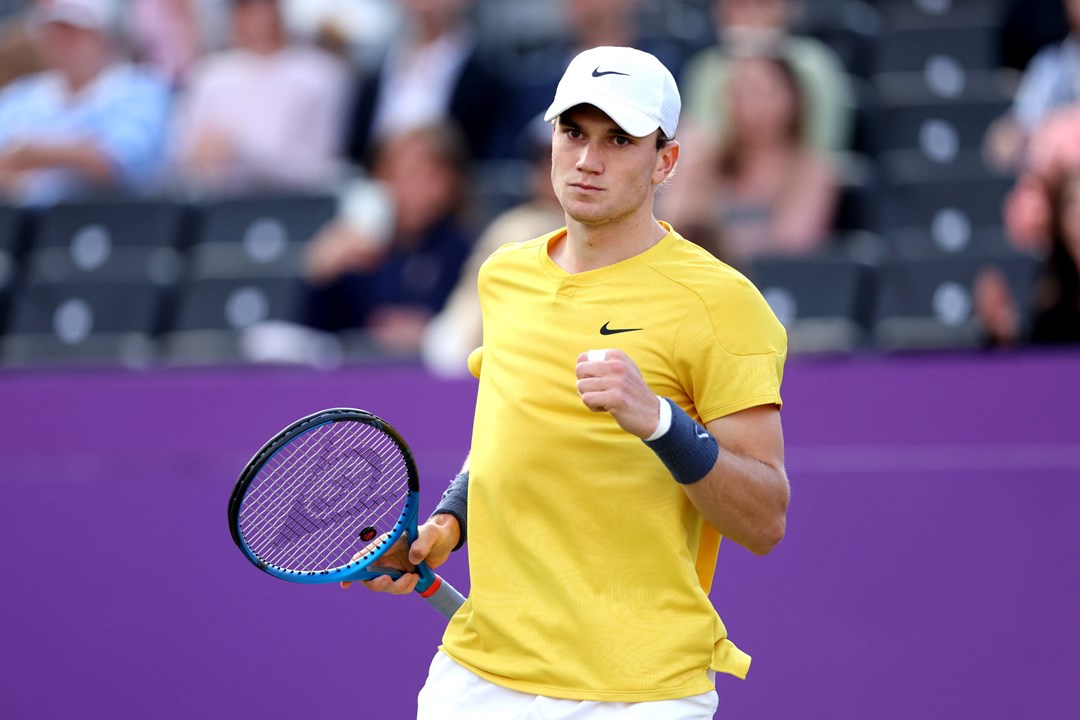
[417,651,719,719]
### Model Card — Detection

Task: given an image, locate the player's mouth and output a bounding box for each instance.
[569,182,603,193]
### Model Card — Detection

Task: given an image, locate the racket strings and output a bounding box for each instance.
[246,427,408,570]
[246,424,404,557]
[248,424,389,539]
[239,421,411,572]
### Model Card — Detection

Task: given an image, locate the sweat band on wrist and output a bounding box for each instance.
[431,470,468,551]
[643,398,719,485]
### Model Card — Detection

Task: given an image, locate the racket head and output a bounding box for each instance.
[228,408,421,584]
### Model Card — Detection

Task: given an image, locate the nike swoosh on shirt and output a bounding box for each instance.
[599,322,643,335]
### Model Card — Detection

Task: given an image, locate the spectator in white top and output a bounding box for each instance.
[344,0,509,167]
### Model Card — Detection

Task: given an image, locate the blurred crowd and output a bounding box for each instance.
[0,0,1078,371]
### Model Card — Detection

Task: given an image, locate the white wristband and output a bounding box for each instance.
[645,395,672,441]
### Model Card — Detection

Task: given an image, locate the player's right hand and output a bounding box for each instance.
[340,514,460,594]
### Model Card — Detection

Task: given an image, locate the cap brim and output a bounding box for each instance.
[544,93,660,138]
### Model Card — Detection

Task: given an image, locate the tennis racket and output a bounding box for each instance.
[228,407,465,619]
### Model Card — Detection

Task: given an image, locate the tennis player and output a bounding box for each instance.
[346,45,790,718]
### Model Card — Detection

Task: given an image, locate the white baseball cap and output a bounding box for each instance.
[544,46,681,139]
[34,0,116,31]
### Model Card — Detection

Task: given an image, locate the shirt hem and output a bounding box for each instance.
[437,647,716,702]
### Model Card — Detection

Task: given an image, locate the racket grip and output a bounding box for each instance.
[418,574,466,620]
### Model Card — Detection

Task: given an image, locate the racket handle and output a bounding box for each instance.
[418,574,466,620]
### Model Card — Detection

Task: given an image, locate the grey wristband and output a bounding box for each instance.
[643,398,720,485]
[431,470,468,550]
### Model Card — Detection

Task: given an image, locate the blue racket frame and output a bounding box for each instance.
[228,408,465,618]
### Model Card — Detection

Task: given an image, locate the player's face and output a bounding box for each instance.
[550,105,674,228]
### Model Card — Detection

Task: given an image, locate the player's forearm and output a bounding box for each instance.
[682,452,789,556]
[641,399,788,555]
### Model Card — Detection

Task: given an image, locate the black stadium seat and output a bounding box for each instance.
[873,253,1040,350]
[186,194,337,280]
[24,200,185,286]
[873,25,998,75]
[748,254,877,353]
[1,281,163,366]
[873,98,1009,160]
[882,174,1013,236]
[0,205,28,333]
[163,277,315,364]
[876,0,1003,31]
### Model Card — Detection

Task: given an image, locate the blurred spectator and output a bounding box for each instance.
[978,169,1080,346]
[658,55,837,266]
[0,1,43,89]
[343,0,509,168]
[170,0,350,193]
[985,0,1080,171]
[421,118,564,376]
[0,0,172,204]
[1003,99,1080,252]
[304,122,474,356]
[1003,100,1080,251]
[127,0,206,86]
[280,0,400,67]
[512,0,688,135]
[680,0,854,154]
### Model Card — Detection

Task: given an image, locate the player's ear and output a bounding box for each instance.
[653,140,680,185]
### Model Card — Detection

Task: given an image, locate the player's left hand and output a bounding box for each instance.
[575,348,661,439]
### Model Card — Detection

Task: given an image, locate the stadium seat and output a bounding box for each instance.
[186,193,337,280]
[873,252,1041,350]
[747,253,877,353]
[834,173,883,234]
[880,148,1001,187]
[24,199,185,286]
[1,280,163,367]
[873,25,998,75]
[874,68,1013,106]
[882,174,1013,245]
[876,0,1004,30]
[798,1,883,79]
[162,276,315,364]
[873,98,1009,161]
[0,205,28,332]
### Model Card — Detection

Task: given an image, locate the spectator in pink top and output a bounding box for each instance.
[170,0,350,193]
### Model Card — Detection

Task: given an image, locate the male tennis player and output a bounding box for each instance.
[345,46,789,718]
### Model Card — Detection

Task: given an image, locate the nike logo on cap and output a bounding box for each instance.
[592,67,630,78]
[600,322,643,335]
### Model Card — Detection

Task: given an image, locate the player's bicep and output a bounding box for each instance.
[705,404,785,471]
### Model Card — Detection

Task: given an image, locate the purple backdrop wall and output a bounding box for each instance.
[1,351,1078,719]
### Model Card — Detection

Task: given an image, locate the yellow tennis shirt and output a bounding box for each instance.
[440,223,787,702]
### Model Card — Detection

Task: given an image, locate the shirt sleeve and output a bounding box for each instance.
[673,277,787,424]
